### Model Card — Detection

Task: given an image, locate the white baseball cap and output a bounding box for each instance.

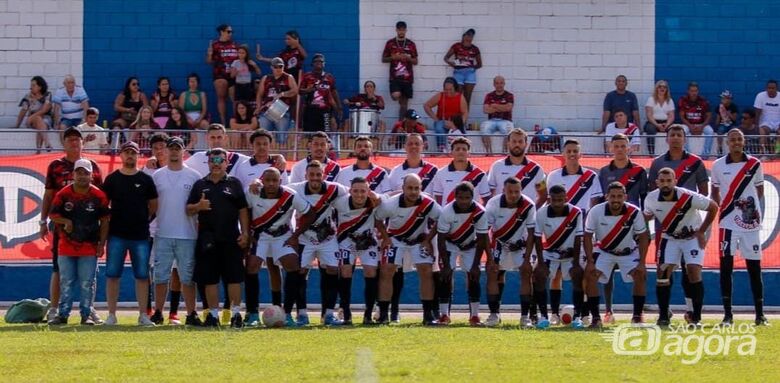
[74,158,93,173]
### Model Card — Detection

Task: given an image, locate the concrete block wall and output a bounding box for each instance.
[0,0,83,127]
[359,0,656,132]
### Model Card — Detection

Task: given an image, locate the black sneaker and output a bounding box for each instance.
[203,312,220,327]
[362,315,376,326]
[81,316,96,326]
[230,313,243,329]
[422,319,440,326]
[185,312,203,327]
[150,309,164,325]
[656,318,671,327]
[721,314,734,326]
[48,315,68,325]
[756,315,770,326]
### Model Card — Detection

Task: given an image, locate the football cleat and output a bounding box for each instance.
[588,318,603,329]
[168,313,182,325]
[150,310,164,325]
[230,313,244,329]
[138,314,156,327]
[469,315,484,327]
[438,314,452,325]
[536,318,551,329]
[48,315,68,325]
[520,316,534,329]
[285,314,297,328]
[296,313,310,326]
[203,313,220,327]
[549,314,561,326]
[244,313,260,327]
[185,312,203,326]
[571,318,585,329]
[721,314,734,326]
[656,318,671,327]
[631,315,644,324]
[323,313,344,326]
[104,313,118,326]
[484,313,501,327]
[755,316,770,326]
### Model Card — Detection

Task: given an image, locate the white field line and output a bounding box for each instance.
[355,347,379,383]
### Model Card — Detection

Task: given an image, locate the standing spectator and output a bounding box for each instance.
[229,101,259,149]
[206,24,239,125]
[254,57,299,143]
[112,77,149,130]
[391,109,428,150]
[444,28,482,106]
[15,76,53,153]
[76,107,109,153]
[600,75,640,133]
[300,53,341,133]
[179,73,210,149]
[678,82,714,158]
[150,76,177,128]
[52,74,89,130]
[424,77,469,152]
[230,44,262,111]
[102,142,158,326]
[39,127,103,323]
[479,76,514,154]
[738,108,762,154]
[643,80,675,155]
[753,80,780,154]
[46,159,109,325]
[256,30,308,78]
[382,21,418,120]
[715,90,739,156]
[186,148,251,327]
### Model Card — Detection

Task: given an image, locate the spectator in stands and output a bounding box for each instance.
[753,79,780,153]
[479,75,514,154]
[112,76,149,130]
[230,101,258,149]
[230,44,261,112]
[714,90,738,156]
[444,28,482,106]
[382,21,418,120]
[391,109,427,150]
[129,106,160,144]
[207,24,239,126]
[164,107,192,148]
[604,109,641,154]
[424,77,469,152]
[16,75,53,153]
[256,30,308,78]
[254,57,298,143]
[179,73,210,149]
[300,53,341,133]
[643,80,675,155]
[738,108,762,154]
[600,75,640,134]
[343,80,386,134]
[150,76,177,128]
[76,107,109,154]
[52,75,89,130]
[530,125,562,153]
[678,82,714,158]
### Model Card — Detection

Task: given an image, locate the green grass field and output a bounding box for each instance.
[1,314,779,382]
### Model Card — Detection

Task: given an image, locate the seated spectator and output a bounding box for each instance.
[738,108,762,154]
[112,76,149,130]
[715,90,738,156]
[530,125,561,153]
[179,73,210,150]
[52,75,89,130]
[76,107,109,154]
[600,75,640,133]
[230,44,262,110]
[479,75,514,154]
[423,77,468,152]
[15,75,53,153]
[150,76,177,128]
[604,109,641,153]
[229,101,258,149]
[343,80,386,134]
[445,115,467,152]
[164,107,193,150]
[643,80,674,155]
[391,109,427,150]
[753,80,780,153]
[129,106,161,145]
[678,81,714,157]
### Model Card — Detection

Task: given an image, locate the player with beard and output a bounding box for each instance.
[290,131,341,183]
[335,136,391,193]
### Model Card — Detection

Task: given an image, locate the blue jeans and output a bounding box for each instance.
[259,113,291,143]
[699,125,716,157]
[106,236,150,279]
[433,120,448,151]
[57,255,97,318]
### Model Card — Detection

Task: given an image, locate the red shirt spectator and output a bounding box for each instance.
[347,93,385,111]
[678,95,710,125]
[447,42,481,69]
[49,184,110,256]
[301,71,337,111]
[45,157,103,190]
[383,37,418,83]
[210,40,239,80]
[484,90,514,121]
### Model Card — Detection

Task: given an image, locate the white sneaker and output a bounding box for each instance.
[104,313,118,326]
[138,314,156,327]
[485,313,501,327]
[88,308,104,325]
[46,308,58,322]
[520,315,534,329]
[549,314,561,326]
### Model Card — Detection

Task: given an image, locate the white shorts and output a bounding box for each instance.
[595,249,640,284]
[759,120,780,132]
[444,243,478,270]
[338,240,380,267]
[658,237,704,269]
[543,250,576,280]
[719,229,762,260]
[300,238,340,268]
[255,234,297,266]
[491,244,524,271]
[386,238,434,266]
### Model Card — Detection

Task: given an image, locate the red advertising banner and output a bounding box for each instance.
[2,153,779,268]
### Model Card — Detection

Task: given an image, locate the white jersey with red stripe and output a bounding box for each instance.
[585,202,646,253]
[335,163,392,193]
[246,186,310,240]
[487,156,546,203]
[233,156,289,188]
[333,195,379,244]
[288,181,349,244]
[485,193,536,246]
[376,193,441,244]
[546,166,602,213]
[387,160,438,195]
[711,153,763,232]
[289,156,341,183]
[644,187,711,239]
[431,161,491,204]
[534,203,583,252]
[184,150,249,177]
[437,201,488,251]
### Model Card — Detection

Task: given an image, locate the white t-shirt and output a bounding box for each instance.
[585,202,646,253]
[233,156,289,188]
[75,123,108,151]
[152,165,202,240]
[644,187,711,239]
[645,96,675,121]
[604,122,641,147]
[753,91,780,129]
[289,156,341,184]
[711,154,763,232]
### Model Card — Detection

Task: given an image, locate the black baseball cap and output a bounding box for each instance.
[396,21,407,29]
[63,126,82,139]
[120,141,140,153]
[405,109,420,120]
[166,136,185,148]
[463,28,475,36]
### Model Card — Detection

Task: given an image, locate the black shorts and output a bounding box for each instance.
[194,239,244,285]
[213,74,235,88]
[234,82,254,102]
[303,107,332,132]
[389,80,413,99]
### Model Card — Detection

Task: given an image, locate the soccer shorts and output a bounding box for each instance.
[543,250,576,281]
[719,229,762,260]
[255,234,297,266]
[595,249,640,284]
[385,238,433,266]
[658,237,704,271]
[444,243,478,270]
[491,244,524,271]
[338,239,380,267]
[300,238,340,268]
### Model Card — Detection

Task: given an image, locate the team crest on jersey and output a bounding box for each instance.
[85,202,95,212]
[64,202,74,212]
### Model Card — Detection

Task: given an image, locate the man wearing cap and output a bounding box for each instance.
[714,90,739,156]
[39,126,103,323]
[444,28,481,106]
[47,159,110,325]
[753,80,780,153]
[480,76,514,154]
[390,109,427,150]
[101,142,159,326]
[382,21,418,120]
[151,136,204,326]
[300,53,341,133]
[255,57,299,143]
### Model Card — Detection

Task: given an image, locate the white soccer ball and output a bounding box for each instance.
[262,305,285,328]
[561,305,574,324]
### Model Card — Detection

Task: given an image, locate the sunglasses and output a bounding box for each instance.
[209,157,226,164]
[225,30,233,34]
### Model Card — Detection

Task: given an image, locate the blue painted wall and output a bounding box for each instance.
[83,0,360,123]
[655,0,780,117]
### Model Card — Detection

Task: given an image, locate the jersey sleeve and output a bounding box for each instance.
[475,210,489,234]
[754,93,764,109]
[436,207,452,234]
[477,173,491,198]
[534,209,545,237]
[631,129,641,146]
[690,191,711,211]
[574,210,584,236]
[643,196,656,217]
[590,172,603,199]
[289,163,304,184]
[526,202,537,228]
[710,162,721,187]
[49,191,65,219]
[585,207,597,234]
[632,209,647,234]
[292,192,311,215]
[755,162,764,186]
[431,171,444,196]
[487,162,498,190]
[378,172,393,194]
[429,200,442,221]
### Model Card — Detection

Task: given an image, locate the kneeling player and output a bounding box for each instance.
[437,182,489,326]
[584,182,649,328]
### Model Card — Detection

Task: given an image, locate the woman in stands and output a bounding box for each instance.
[129,105,160,145]
[207,24,239,126]
[230,101,258,149]
[343,80,386,134]
[150,76,177,128]
[256,30,307,78]
[112,76,149,130]
[423,77,469,152]
[643,80,675,155]
[230,45,261,114]
[443,28,482,106]
[165,107,194,149]
[16,76,54,153]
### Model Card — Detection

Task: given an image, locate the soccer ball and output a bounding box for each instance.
[560,305,574,324]
[262,305,285,328]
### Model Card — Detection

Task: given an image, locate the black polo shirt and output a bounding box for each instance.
[187,174,248,240]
